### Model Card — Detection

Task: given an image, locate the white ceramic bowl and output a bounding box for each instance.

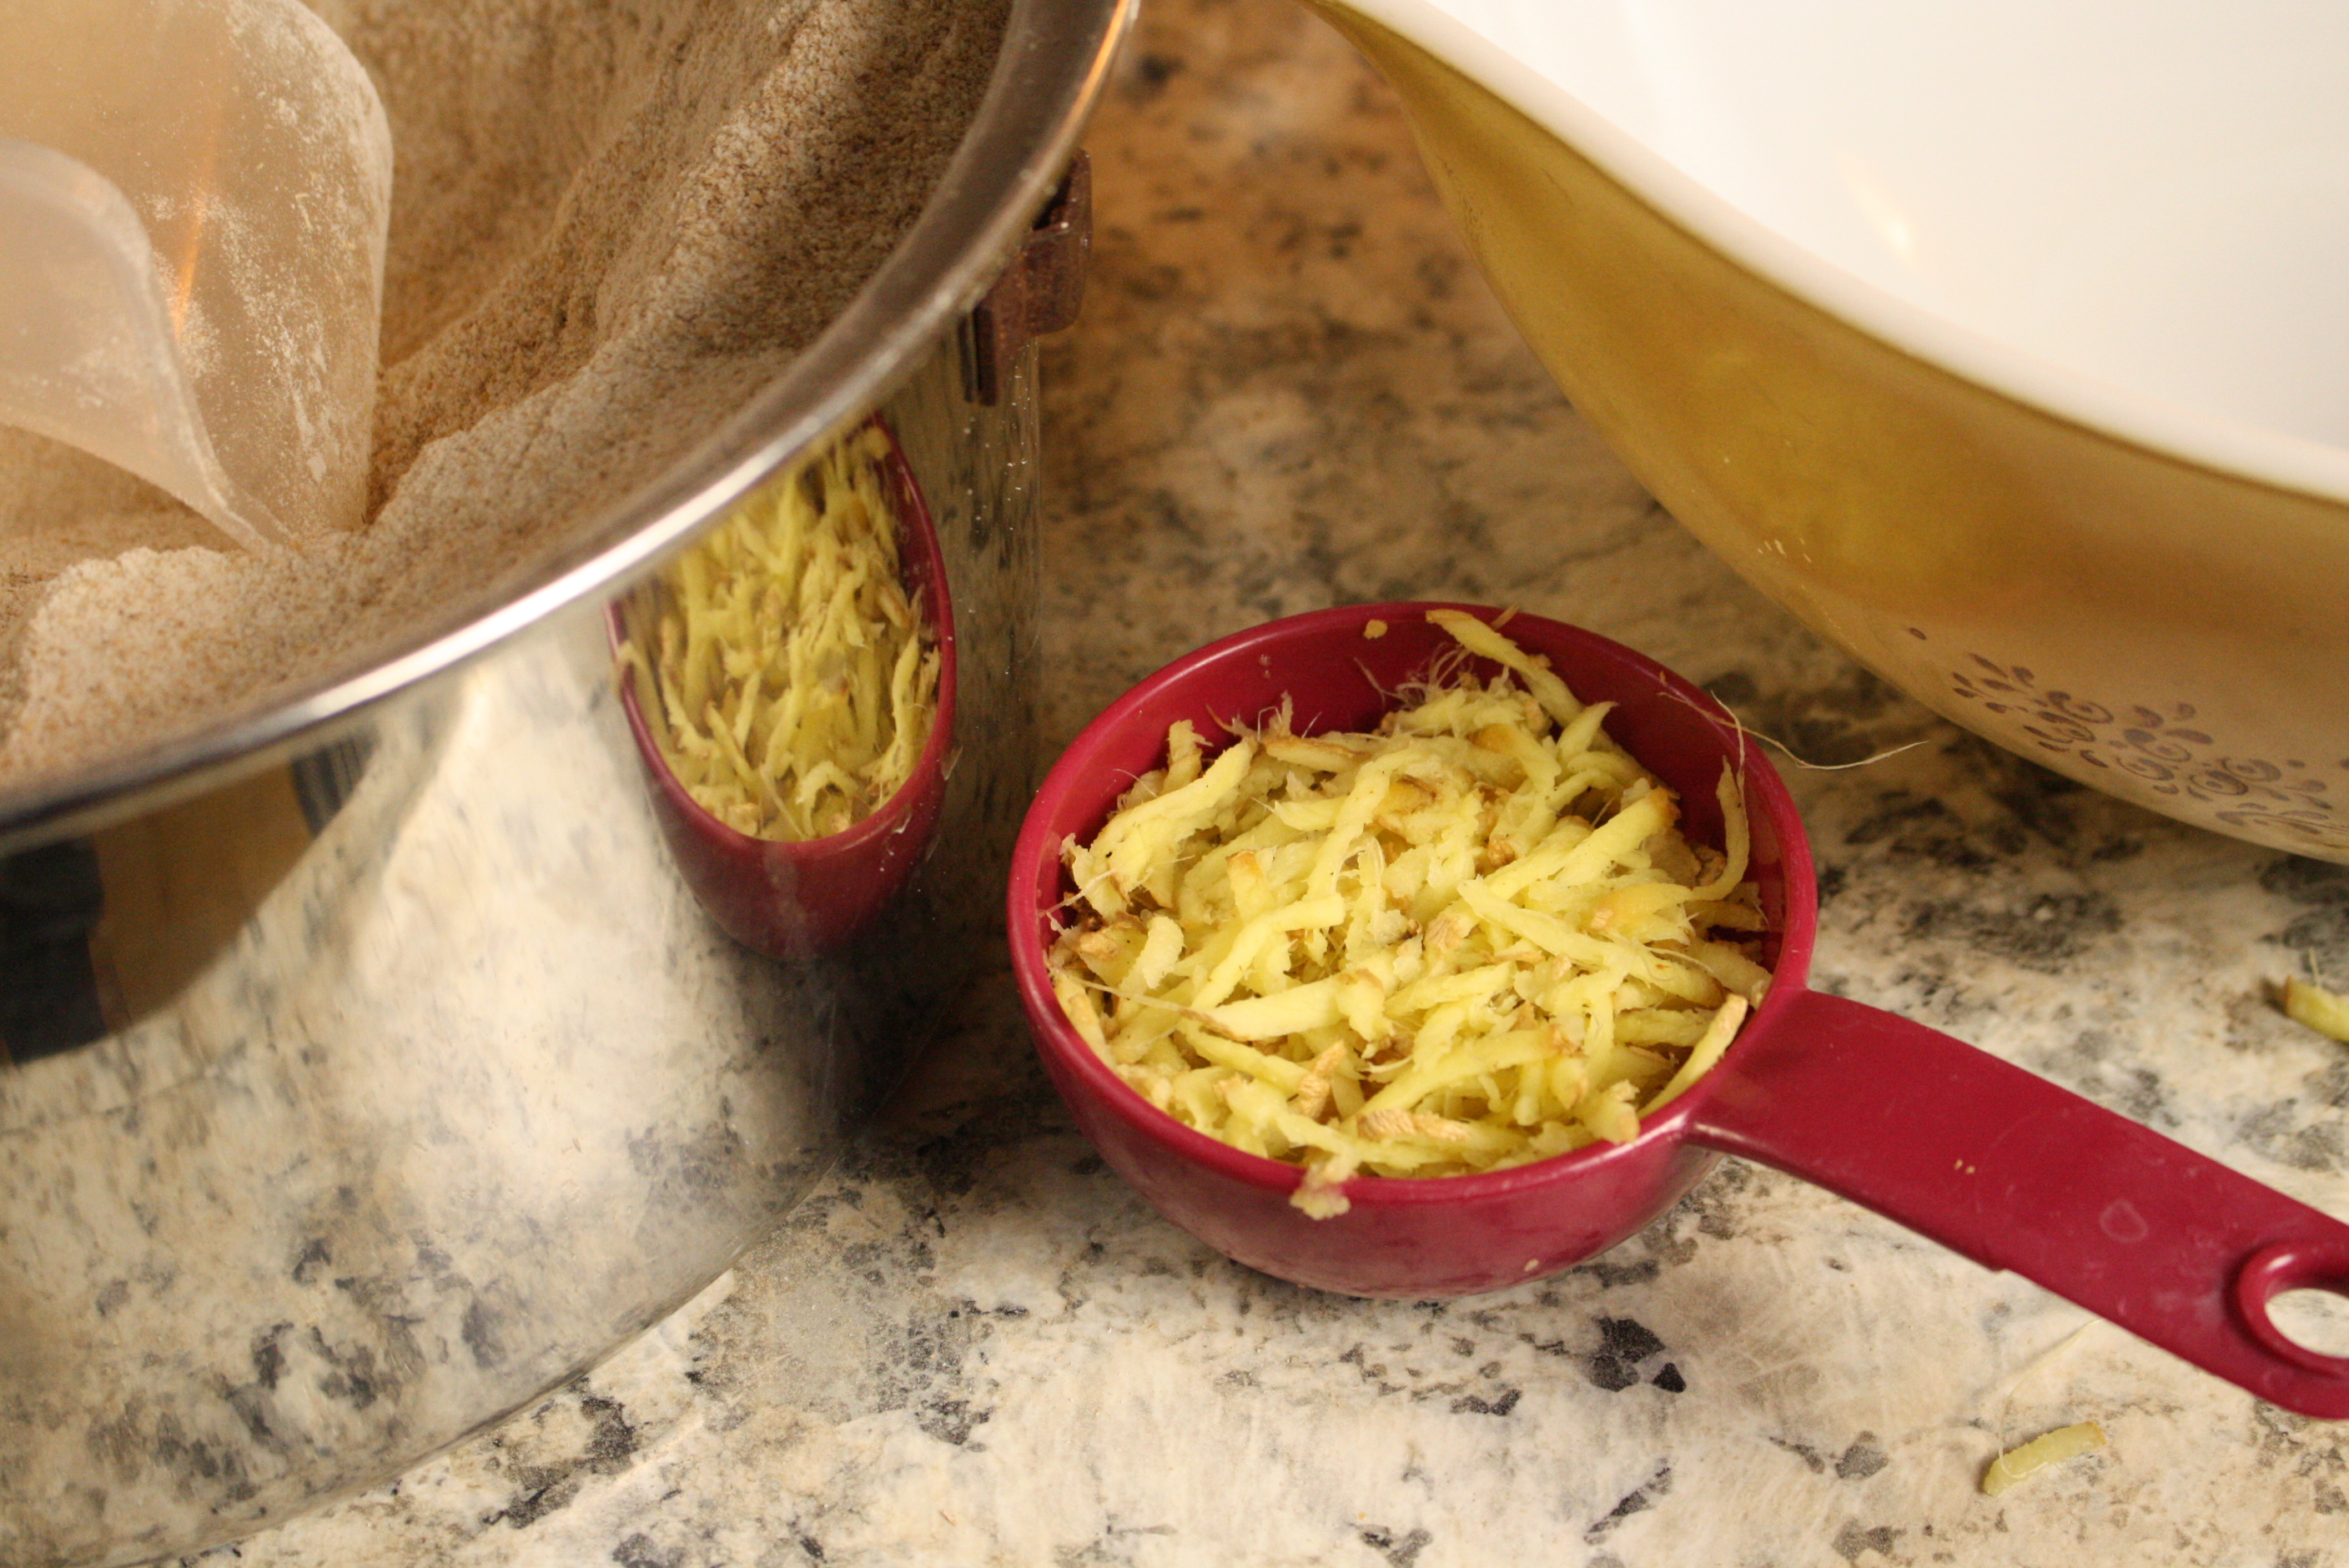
[1315,0,2349,858]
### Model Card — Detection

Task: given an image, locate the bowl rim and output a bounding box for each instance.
[1007,599,1823,1211]
[1333,0,2349,510]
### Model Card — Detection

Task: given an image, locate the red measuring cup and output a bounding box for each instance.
[1007,601,2349,1418]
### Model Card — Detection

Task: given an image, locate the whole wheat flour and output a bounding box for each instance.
[0,0,1008,792]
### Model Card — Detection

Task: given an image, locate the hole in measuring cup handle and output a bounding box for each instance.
[2234,1240,2349,1373]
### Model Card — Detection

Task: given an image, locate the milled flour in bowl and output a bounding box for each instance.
[0,0,1007,792]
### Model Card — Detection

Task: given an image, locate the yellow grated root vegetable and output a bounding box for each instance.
[1980,1420,2107,1495]
[1046,610,1773,1216]
[619,425,939,842]
[2282,977,2349,1044]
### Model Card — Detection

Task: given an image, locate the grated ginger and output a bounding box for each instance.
[2282,976,2349,1044]
[1981,1420,2107,1495]
[619,425,939,841]
[1045,609,1771,1217]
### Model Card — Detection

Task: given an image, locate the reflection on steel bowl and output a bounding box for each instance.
[611,420,960,955]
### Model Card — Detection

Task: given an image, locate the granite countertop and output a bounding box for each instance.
[195,3,2349,1564]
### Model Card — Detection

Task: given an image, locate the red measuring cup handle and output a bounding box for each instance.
[1688,988,2349,1418]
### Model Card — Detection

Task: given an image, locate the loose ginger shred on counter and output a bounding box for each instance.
[1045,610,1772,1217]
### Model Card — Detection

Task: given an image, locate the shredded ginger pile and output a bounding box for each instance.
[624,425,938,842]
[1046,610,1773,1217]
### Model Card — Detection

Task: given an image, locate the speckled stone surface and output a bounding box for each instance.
[185,3,2349,1565]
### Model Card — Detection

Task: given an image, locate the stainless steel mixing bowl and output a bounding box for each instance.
[0,2,1130,1562]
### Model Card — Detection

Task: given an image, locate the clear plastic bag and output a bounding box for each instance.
[0,0,393,547]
